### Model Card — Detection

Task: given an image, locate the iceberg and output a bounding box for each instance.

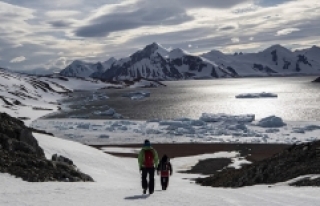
[257,115,286,127]
[200,113,255,123]
[236,92,278,98]
[122,91,150,100]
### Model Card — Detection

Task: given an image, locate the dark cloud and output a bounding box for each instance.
[1,0,320,71]
[218,25,237,31]
[127,27,214,45]
[48,20,73,28]
[124,16,320,55]
[176,0,250,8]
[75,6,193,37]
[256,0,296,7]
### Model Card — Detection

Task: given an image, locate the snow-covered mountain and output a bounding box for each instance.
[294,46,320,70]
[202,44,320,77]
[95,43,233,81]
[61,43,320,80]
[60,57,116,78]
[102,57,117,70]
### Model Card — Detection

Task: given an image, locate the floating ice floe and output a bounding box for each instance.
[122,91,150,100]
[236,92,278,98]
[200,113,255,122]
[129,79,166,88]
[98,134,109,138]
[292,125,320,133]
[257,115,286,127]
[31,113,320,145]
[93,109,123,119]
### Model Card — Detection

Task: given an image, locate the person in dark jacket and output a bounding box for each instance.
[157,154,173,190]
[138,139,159,194]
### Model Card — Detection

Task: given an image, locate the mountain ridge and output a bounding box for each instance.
[59,43,320,80]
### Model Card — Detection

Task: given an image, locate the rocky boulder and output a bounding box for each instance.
[312,77,320,83]
[196,141,320,187]
[0,112,93,182]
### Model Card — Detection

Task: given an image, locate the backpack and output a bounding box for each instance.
[144,149,154,168]
[160,161,170,177]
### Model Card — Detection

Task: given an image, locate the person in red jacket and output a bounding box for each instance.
[157,154,173,190]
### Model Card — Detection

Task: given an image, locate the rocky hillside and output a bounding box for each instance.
[0,112,93,182]
[60,43,320,80]
[196,141,320,187]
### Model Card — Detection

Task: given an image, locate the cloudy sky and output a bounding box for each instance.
[0,0,319,71]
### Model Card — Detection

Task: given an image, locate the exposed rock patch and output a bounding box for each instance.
[196,141,320,187]
[181,158,232,175]
[0,112,93,182]
[312,77,320,83]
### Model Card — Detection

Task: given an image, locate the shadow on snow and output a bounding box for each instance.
[124,194,150,200]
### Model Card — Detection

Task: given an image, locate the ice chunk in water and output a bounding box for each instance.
[122,91,150,100]
[236,92,278,98]
[200,113,255,122]
[257,115,286,127]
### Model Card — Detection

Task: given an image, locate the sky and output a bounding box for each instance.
[0,0,319,71]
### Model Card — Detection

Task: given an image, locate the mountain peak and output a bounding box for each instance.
[311,45,320,50]
[264,44,289,51]
[144,42,161,50]
[104,57,117,64]
[151,42,161,47]
[139,42,169,57]
[206,49,225,56]
[262,44,293,56]
[169,48,188,59]
[71,60,86,65]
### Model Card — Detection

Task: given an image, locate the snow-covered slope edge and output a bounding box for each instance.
[0,69,111,125]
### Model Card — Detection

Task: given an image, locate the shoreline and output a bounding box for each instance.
[91,142,291,162]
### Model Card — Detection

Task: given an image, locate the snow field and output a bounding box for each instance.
[1,132,320,206]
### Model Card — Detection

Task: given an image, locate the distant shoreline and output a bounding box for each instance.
[91,142,290,162]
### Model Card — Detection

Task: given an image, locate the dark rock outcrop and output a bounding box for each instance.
[181,158,232,175]
[312,77,320,82]
[196,141,320,187]
[0,112,93,182]
[253,64,277,74]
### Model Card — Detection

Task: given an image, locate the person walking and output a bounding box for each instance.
[138,139,159,194]
[157,154,173,190]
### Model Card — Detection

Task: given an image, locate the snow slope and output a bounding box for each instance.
[0,69,113,125]
[1,132,320,206]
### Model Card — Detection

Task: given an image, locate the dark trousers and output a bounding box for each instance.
[160,177,169,190]
[141,167,155,193]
